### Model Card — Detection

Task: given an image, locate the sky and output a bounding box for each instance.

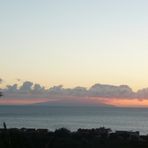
[0,0,148,106]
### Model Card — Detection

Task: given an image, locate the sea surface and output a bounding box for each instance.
[0,106,148,135]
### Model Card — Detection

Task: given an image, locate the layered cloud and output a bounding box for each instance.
[1,81,148,106]
[2,81,148,99]
[89,84,134,98]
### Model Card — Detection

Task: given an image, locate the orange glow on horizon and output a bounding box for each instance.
[101,98,148,107]
[1,97,148,107]
[86,97,148,107]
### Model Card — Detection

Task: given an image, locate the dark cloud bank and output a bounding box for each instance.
[1,81,148,100]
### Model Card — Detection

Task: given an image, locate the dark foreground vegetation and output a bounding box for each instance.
[1,125,148,148]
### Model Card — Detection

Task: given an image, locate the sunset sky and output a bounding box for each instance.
[0,0,148,106]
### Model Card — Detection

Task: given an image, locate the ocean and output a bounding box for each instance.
[0,106,148,135]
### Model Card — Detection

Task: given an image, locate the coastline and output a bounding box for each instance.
[0,127,148,148]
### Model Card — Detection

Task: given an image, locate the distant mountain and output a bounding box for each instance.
[33,100,114,107]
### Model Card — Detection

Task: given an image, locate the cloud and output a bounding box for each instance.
[48,85,64,95]
[89,84,134,98]
[6,84,18,93]
[69,86,88,96]
[2,81,148,105]
[33,84,45,93]
[19,81,33,93]
[136,88,148,99]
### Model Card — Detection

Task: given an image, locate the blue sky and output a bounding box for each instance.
[0,0,148,90]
